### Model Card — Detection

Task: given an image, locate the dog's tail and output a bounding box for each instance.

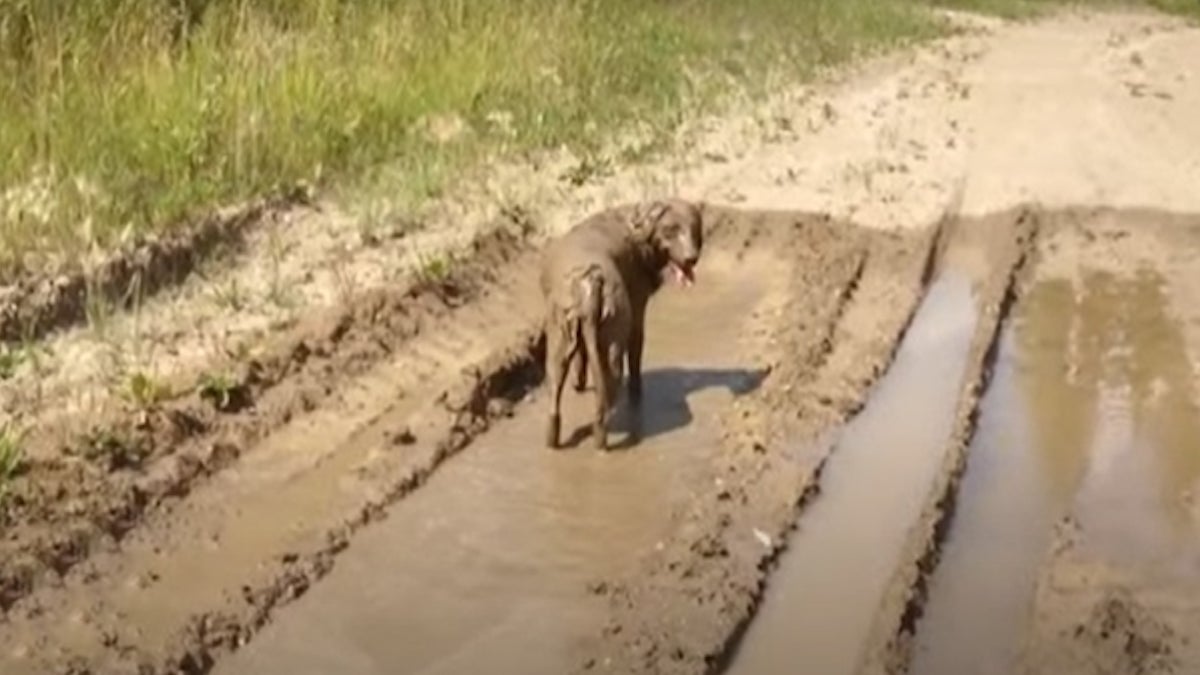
[576,265,616,407]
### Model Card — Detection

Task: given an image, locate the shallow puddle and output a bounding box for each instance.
[214,249,776,675]
[910,267,1200,675]
[721,271,979,675]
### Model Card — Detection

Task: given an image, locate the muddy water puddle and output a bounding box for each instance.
[722,270,980,675]
[911,267,1200,675]
[215,249,778,675]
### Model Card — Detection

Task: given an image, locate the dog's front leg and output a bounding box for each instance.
[627,306,646,405]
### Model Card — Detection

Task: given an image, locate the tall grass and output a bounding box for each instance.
[0,0,940,275]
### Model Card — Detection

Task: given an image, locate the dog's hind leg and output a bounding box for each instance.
[573,340,589,392]
[583,328,609,451]
[579,274,612,451]
[545,317,575,449]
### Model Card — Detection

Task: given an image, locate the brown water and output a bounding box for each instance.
[214,249,778,675]
[722,271,980,675]
[910,268,1200,675]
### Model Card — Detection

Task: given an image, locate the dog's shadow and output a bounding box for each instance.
[560,366,767,451]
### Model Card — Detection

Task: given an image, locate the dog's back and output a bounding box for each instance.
[543,205,659,304]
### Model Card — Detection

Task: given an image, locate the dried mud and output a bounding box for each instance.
[0,188,308,343]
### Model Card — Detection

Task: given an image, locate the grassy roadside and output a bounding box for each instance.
[0,0,939,279]
[3,0,1195,283]
[930,0,1200,20]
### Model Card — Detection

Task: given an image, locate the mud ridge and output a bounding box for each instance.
[857,206,1043,675]
[161,330,549,675]
[706,446,835,675]
[0,217,536,613]
[576,220,938,675]
[0,186,312,344]
[704,210,957,675]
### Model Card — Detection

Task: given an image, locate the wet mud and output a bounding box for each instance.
[723,269,979,675]
[5,205,1200,675]
[6,10,1200,674]
[218,239,777,675]
[871,208,1200,675]
[0,207,921,675]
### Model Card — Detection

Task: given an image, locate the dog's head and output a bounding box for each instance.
[634,199,704,287]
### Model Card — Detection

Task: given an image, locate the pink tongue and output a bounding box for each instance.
[673,264,694,287]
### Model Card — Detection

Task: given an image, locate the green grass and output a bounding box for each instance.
[198,370,238,410]
[0,0,939,278]
[0,424,25,501]
[930,0,1200,20]
[120,370,172,409]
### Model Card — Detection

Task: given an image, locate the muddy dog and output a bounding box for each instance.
[540,199,704,450]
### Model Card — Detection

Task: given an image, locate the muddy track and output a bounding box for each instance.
[7,205,1200,675]
[701,205,1200,675]
[842,206,1200,675]
[859,207,1041,675]
[0,206,892,674]
[574,215,943,674]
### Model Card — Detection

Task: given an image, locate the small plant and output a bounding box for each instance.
[15,340,51,407]
[122,371,171,409]
[212,278,248,311]
[356,198,390,247]
[330,251,358,306]
[84,280,116,337]
[264,228,299,309]
[199,371,246,412]
[79,427,150,471]
[0,425,27,501]
[560,155,613,187]
[416,254,453,286]
[0,345,27,380]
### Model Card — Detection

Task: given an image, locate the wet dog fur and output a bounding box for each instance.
[540,199,704,450]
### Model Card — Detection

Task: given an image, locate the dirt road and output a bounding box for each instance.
[4,8,1200,675]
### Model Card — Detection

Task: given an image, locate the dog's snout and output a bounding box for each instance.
[683,253,699,267]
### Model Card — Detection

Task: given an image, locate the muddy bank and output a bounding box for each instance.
[0,188,310,344]
[0,213,537,615]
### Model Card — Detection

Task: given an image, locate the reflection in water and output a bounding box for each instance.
[1120,269,1200,527]
[1014,277,1100,503]
[911,265,1200,675]
[1016,267,1200,543]
[722,272,979,675]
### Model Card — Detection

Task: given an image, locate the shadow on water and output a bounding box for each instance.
[910,264,1200,675]
[211,222,795,675]
[560,366,769,450]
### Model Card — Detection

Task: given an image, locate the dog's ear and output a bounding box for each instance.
[631,200,670,233]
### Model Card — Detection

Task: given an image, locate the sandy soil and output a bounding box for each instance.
[3,6,1200,675]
